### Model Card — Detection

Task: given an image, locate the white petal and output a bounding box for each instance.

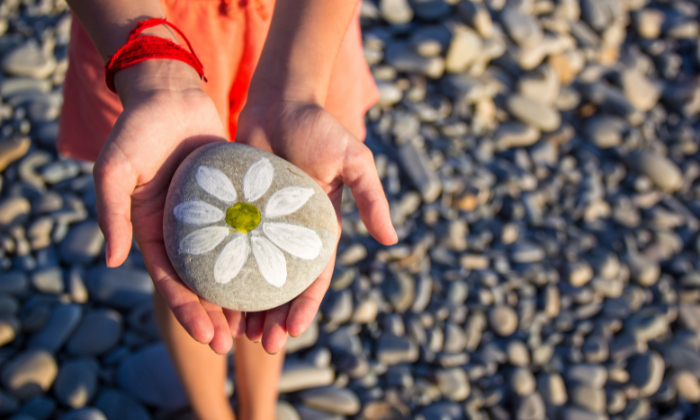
[196,166,237,203]
[243,158,274,202]
[213,234,249,284]
[264,187,315,219]
[251,236,287,287]
[179,226,230,255]
[263,222,322,260]
[174,200,224,226]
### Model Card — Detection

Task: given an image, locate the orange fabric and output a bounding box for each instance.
[57,0,379,162]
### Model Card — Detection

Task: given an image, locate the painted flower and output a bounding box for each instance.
[173,158,322,287]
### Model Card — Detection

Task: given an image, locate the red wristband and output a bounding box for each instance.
[105,18,207,93]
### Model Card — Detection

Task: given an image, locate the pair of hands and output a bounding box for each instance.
[94,61,396,355]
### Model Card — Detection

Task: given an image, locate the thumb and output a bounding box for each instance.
[94,141,138,267]
[341,138,398,245]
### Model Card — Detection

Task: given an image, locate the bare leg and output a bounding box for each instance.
[153,292,235,420]
[234,337,285,420]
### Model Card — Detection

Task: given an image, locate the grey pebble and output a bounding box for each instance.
[66,309,122,356]
[86,267,154,309]
[1,349,58,399]
[28,304,82,352]
[53,359,98,408]
[298,387,361,415]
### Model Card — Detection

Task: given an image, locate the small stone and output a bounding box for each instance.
[673,371,700,403]
[295,406,343,420]
[621,69,661,112]
[18,396,55,420]
[537,373,567,406]
[28,304,82,352]
[445,24,482,73]
[585,116,626,149]
[163,143,337,311]
[456,1,493,37]
[286,320,319,353]
[87,267,154,309]
[606,389,626,414]
[626,151,683,192]
[511,242,545,263]
[278,363,335,393]
[352,298,378,324]
[629,352,664,397]
[276,401,300,420]
[511,367,536,396]
[0,197,31,228]
[0,317,19,346]
[568,262,594,287]
[561,406,608,420]
[565,364,607,388]
[398,141,442,203]
[94,389,150,420]
[0,137,30,172]
[1,349,58,399]
[67,309,123,356]
[635,9,664,39]
[0,78,51,98]
[299,387,360,415]
[507,95,561,132]
[53,359,98,408]
[1,40,57,79]
[507,340,530,367]
[376,81,403,107]
[501,8,543,47]
[516,392,546,420]
[31,268,64,294]
[519,65,560,105]
[59,221,104,264]
[0,272,28,295]
[489,306,518,336]
[385,273,414,313]
[380,0,414,24]
[434,368,470,401]
[362,402,410,420]
[385,42,445,79]
[494,122,541,150]
[376,334,419,365]
[411,25,450,57]
[60,408,107,420]
[116,343,187,410]
[569,385,606,413]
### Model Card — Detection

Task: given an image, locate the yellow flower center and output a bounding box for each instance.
[225,203,261,233]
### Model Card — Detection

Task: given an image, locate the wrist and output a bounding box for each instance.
[113,59,204,106]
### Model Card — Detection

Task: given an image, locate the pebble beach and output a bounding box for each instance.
[0,0,699,419]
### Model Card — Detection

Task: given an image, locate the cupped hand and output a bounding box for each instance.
[94,60,245,354]
[235,100,398,354]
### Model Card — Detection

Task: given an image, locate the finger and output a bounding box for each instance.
[341,139,398,245]
[94,140,139,267]
[245,311,266,342]
[201,299,234,354]
[287,250,336,337]
[138,235,214,345]
[261,303,290,354]
[224,309,246,338]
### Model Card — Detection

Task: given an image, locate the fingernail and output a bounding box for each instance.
[105,243,111,266]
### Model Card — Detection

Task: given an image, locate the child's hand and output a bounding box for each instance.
[236,100,398,354]
[94,60,244,354]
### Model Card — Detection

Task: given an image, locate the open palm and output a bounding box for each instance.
[235,101,397,354]
[94,84,245,354]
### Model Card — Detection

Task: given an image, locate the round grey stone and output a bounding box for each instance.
[164,143,337,311]
[1,349,58,399]
[53,359,98,408]
[66,309,122,356]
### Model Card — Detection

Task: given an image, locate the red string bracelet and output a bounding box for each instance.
[105,18,207,93]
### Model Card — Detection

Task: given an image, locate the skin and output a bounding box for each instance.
[66,0,397,418]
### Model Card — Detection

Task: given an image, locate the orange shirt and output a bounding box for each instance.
[57,0,378,162]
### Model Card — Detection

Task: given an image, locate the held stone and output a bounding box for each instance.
[164,142,337,312]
